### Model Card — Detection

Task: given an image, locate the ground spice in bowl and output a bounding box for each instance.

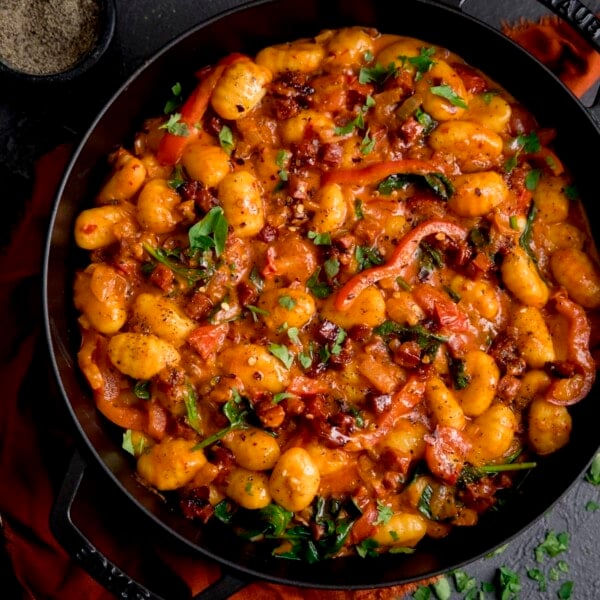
[0,0,111,78]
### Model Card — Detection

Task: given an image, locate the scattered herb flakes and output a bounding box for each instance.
[498,566,521,600]
[535,531,569,563]
[412,586,431,600]
[585,452,600,485]
[431,576,452,600]
[585,500,600,511]
[453,569,477,594]
[485,543,508,559]
[122,429,146,456]
[557,580,574,599]
[527,567,547,592]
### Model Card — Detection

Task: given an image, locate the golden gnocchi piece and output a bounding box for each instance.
[97,150,147,203]
[218,344,291,393]
[107,332,180,380]
[136,178,182,233]
[255,38,325,74]
[466,93,512,133]
[257,287,317,331]
[466,403,517,466]
[137,438,206,491]
[218,170,265,238]
[550,247,600,309]
[527,398,572,455]
[456,350,500,417]
[321,285,387,329]
[74,203,136,250]
[311,182,348,233]
[501,246,549,308]
[512,306,556,368]
[132,293,197,347]
[448,171,508,217]
[181,142,231,188]
[73,264,128,334]
[371,512,428,548]
[269,447,320,512]
[211,59,272,120]
[226,467,272,509]
[429,120,503,172]
[222,427,281,471]
[425,376,466,430]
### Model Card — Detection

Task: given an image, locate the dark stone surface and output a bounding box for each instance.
[1,0,599,597]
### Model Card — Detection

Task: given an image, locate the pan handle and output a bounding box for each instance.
[536,0,600,52]
[50,450,248,600]
[433,0,600,123]
[50,450,164,599]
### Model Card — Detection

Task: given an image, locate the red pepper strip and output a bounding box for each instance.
[343,374,427,452]
[334,220,469,311]
[188,323,230,360]
[156,53,249,166]
[546,290,595,406]
[79,330,147,430]
[321,159,452,187]
[424,425,471,485]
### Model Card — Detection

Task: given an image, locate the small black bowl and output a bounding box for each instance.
[0,0,116,84]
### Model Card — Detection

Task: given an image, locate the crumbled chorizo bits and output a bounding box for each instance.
[73,26,599,560]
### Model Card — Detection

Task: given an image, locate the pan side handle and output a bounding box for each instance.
[50,450,163,600]
[50,450,250,600]
[536,0,600,52]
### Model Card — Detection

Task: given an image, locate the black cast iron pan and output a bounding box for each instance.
[43,0,600,597]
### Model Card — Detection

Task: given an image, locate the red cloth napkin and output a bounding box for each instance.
[1,13,598,600]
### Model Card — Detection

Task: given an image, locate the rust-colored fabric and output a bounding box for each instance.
[502,13,600,98]
[1,13,598,600]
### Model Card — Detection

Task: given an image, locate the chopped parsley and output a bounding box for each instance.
[359,61,397,85]
[133,380,151,400]
[355,245,384,271]
[159,112,189,136]
[163,81,183,114]
[218,125,235,155]
[268,343,294,369]
[278,295,296,310]
[429,84,468,108]
[307,230,332,246]
[585,452,600,485]
[188,206,228,257]
[535,530,569,563]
